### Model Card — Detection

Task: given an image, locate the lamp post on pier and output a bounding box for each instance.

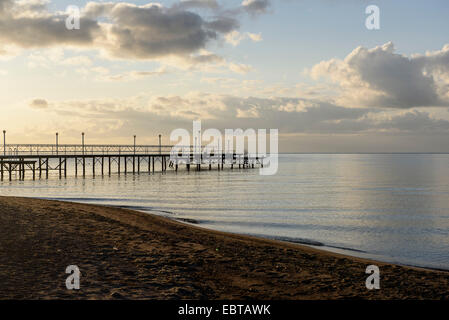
[194,136,197,164]
[2,130,5,156]
[81,132,85,155]
[198,130,201,155]
[134,135,136,155]
[159,134,162,155]
[56,132,59,155]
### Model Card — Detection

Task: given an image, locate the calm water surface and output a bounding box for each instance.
[1,154,449,270]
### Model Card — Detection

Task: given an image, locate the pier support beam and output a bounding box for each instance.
[133,156,135,174]
[137,157,140,174]
[118,157,121,175]
[59,157,62,179]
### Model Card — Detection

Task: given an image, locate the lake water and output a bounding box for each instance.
[1,154,449,270]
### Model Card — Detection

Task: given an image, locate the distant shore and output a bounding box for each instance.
[0,196,448,300]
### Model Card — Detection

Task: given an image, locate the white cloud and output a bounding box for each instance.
[229,62,253,74]
[309,42,449,108]
[225,31,263,46]
[105,66,168,81]
[225,31,247,46]
[61,56,93,66]
[247,32,262,42]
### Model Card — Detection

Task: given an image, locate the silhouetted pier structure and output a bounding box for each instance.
[0,144,263,181]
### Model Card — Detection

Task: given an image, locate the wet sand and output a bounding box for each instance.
[0,196,448,300]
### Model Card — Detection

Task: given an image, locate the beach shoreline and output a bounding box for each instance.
[0,196,448,300]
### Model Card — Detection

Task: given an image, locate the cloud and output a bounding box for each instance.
[106,67,168,81]
[413,44,449,101]
[29,98,49,109]
[0,1,100,49]
[176,0,220,10]
[0,0,268,69]
[228,62,253,74]
[247,32,262,42]
[158,50,253,74]
[30,91,449,136]
[309,42,449,108]
[225,31,263,46]
[241,0,271,16]
[25,48,95,69]
[84,2,221,60]
[204,16,240,33]
[366,109,449,133]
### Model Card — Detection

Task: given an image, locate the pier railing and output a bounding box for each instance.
[1,144,175,156]
[1,144,259,158]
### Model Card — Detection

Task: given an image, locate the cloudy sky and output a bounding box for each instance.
[1,0,449,152]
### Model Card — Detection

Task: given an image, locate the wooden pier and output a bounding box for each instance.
[0,160,37,181]
[0,144,263,181]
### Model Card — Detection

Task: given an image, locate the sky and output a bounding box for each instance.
[1,0,449,152]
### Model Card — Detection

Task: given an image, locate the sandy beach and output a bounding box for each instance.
[0,196,448,300]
